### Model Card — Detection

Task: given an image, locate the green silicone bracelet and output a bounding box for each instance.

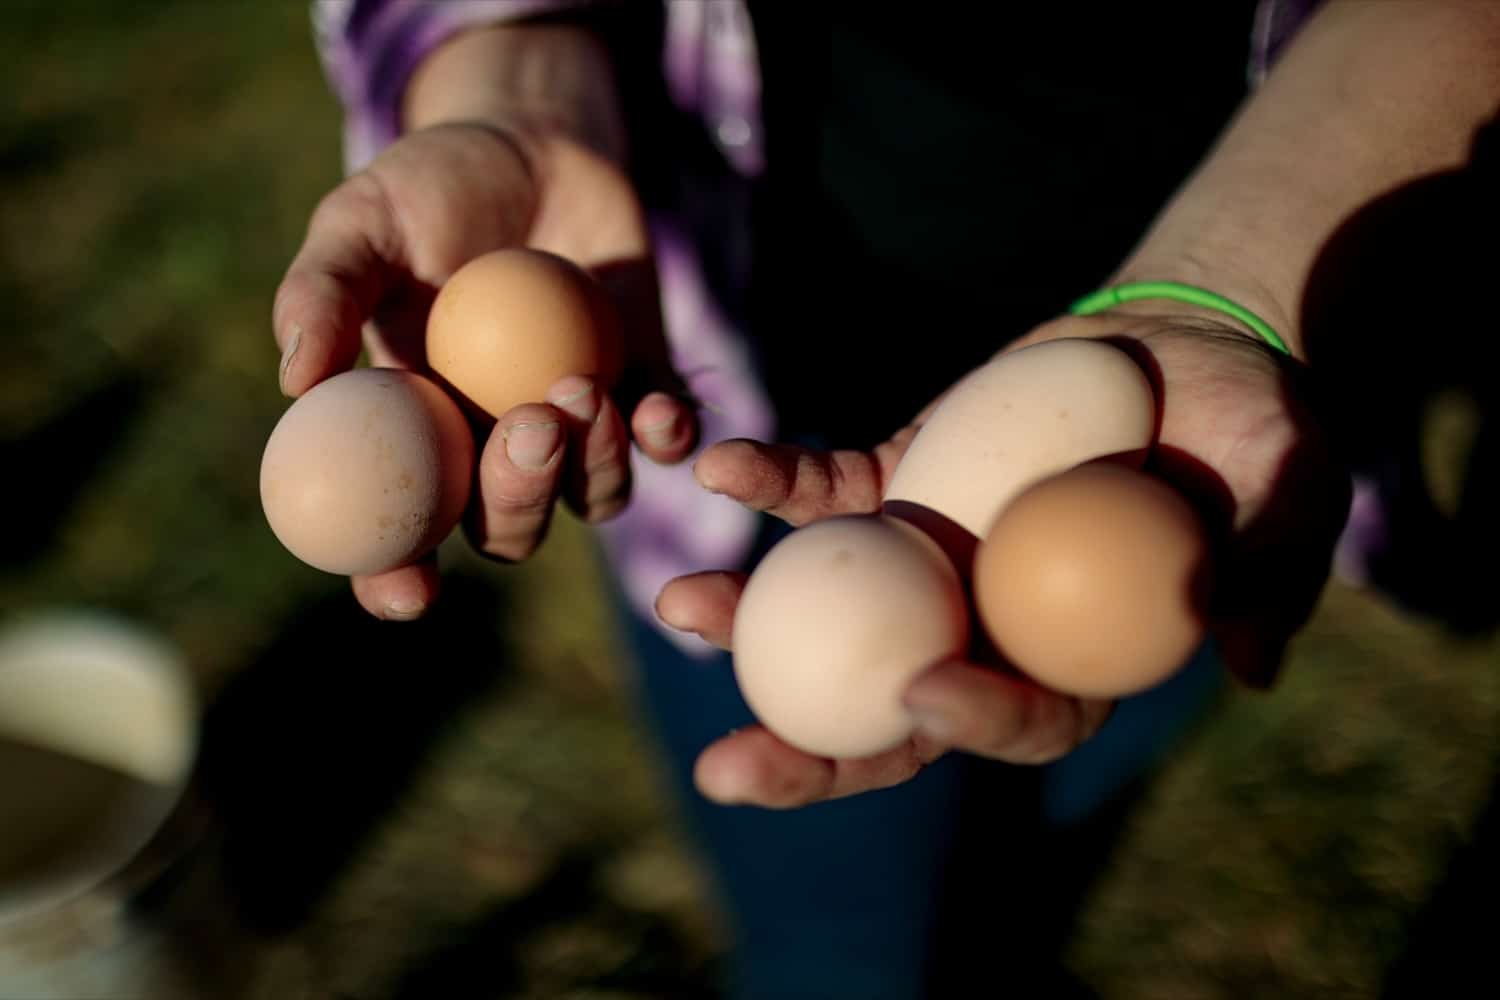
[1068,281,1290,356]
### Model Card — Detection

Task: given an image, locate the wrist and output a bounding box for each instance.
[1070,280,1290,356]
[402,22,628,164]
[1104,254,1301,359]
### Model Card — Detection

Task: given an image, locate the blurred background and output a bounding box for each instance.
[2,1,1498,998]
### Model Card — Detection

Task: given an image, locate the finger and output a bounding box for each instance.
[1211,422,1352,687]
[654,571,749,650]
[545,375,633,523]
[465,402,567,562]
[272,173,402,396]
[903,661,1113,765]
[584,255,699,467]
[350,555,441,621]
[631,390,699,465]
[693,439,888,526]
[693,725,945,809]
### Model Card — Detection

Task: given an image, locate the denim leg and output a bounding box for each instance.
[612,586,979,999]
[602,527,1221,997]
[1039,641,1225,828]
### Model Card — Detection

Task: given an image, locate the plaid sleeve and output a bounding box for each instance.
[1249,0,1326,85]
[310,0,598,173]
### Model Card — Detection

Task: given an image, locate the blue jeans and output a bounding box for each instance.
[604,520,1222,998]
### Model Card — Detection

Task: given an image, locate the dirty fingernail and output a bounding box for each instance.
[907,704,954,743]
[278,325,302,395]
[547,378,598,423]
[383,599,425,621]
[642,414,682,448]
[505,421,562,470]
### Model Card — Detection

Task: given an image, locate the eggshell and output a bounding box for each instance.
[731,515,970,758]
[884,338,1155,541]
[425,248,624,420]
[973,461,1210,698]
[260,368,474,576]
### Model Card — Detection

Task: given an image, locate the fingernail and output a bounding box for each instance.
[704,768,750,806]
[547,378,598,424]
[383,599,425,621]
[907,704,954,743]
[691,457,723,495]
[278,324,302,396]
[504,421,562,470]
[642,414,681,448]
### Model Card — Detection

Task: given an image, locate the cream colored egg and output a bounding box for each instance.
[731,515,970,758]
[884,338,1155,540]
[260,368,474,576]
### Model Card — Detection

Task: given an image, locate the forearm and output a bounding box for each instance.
[1113,0,1500,359]
[402,20,628,163]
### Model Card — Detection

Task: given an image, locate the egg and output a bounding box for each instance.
[972,461,1210,698]
[260,367,474,576]
[731,515,970,758]
[425,248,625,420]
[884,338,1155,542]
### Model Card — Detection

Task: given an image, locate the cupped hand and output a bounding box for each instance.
[655,313,1351,808]
[271,122,697,619]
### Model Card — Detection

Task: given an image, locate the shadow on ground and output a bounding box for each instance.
[391,850,720,1000]
[1382,760,1500,998]
[1305,112,1500,638]
[0,368,150,567]
[196,570,515,933]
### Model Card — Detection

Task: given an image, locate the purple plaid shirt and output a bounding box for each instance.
[310,0,1320,654]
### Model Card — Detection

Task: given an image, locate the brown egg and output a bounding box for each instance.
[972,461,1210,698]
[260,368,474,576]
[731,515,970,758]
[425,248,625,420]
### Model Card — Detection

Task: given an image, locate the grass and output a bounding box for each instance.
[3,3,1498,998]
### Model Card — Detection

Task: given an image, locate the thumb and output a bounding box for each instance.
[272,174,401,396]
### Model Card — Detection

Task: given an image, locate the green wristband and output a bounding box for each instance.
[1068,281,1290,356]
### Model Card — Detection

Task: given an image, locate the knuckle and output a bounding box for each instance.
[480,461,557,512]
[314,172,381,229]
[968,685,1057,762]
[582,468,631,516]
[486,489,554,518]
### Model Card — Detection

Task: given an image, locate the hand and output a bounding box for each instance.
[271,122,697,619]
[655,313,1350,808]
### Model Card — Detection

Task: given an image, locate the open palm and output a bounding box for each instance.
[657,313,1350,808]
[272,123,697,617]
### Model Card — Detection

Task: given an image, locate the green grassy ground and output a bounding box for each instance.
[3,3,1497,998]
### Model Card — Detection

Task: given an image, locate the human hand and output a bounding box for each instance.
[655,313,1350,807]
[271,122,697,619]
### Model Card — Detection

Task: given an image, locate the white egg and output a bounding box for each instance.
[731,515,970,758]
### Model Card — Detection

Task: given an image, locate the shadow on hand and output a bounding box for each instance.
[195,569,514,932]
[1302,112,1500,636]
